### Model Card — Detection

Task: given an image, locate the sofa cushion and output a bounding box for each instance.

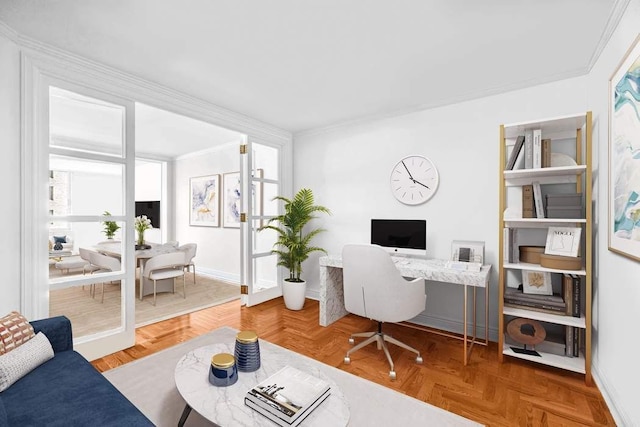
[0,332,53,392]
[1,350,153,426]
[0,312,35,355]
[53,235,67,244]
[0,396,7,427]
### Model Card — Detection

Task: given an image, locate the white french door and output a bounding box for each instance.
[240,139,283,306]
[25,76,136,360]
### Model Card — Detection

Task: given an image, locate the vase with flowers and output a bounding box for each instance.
[135,215,152,249]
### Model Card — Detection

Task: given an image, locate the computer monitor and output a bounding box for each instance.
[370,219,427,257]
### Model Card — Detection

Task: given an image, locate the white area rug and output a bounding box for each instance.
[104,327,482,427]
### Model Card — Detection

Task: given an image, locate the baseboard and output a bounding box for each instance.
[591,358,628,426]
[410,312,498,342]
[196,267,240,285]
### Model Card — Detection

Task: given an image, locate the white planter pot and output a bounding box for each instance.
[282,279,306,310]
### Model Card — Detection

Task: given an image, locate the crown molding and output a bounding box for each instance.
[0,19,18,42]
[586,0,631,71]
[16,33,292,145]
[174,140,240,161]
[295,67,589,139]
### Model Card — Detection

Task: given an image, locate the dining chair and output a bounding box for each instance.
[178,243,197,284]
[88,252,122,303]
[142,252,186,306]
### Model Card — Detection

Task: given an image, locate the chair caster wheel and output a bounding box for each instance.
[416,356,423,364]
[389,371,396,380]
[344,356,351,364]
[348,338,355,345]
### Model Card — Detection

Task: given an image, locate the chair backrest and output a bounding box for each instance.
[89,252,121,272]
[144,252,186,278]
[79,247,98,262]
[178,243,197,264]
[342,244,426,323]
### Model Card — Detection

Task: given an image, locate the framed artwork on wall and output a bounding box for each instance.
[222,170,264,229]
[190,174,220,227]
[609,34,640,261]
[223,172,241,228]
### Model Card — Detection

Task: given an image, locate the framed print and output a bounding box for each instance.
[223,172,241,228]
[544,227,581,257]
[609,34,640,261]
[522,270,552,295]
[450,240,485,264]
[190,174,220,227]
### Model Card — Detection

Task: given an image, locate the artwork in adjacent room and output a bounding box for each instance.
[223,172,241,228]
[609,34,640,261]
[190,174,220,227]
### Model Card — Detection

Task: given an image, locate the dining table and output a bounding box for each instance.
[93,241,181,301]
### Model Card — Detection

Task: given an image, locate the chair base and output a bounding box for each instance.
[344,322,422,380]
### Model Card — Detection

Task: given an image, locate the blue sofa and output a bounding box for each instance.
[0,316,153,426]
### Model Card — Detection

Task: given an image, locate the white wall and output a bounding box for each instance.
[294,76,588,337]
[0,31,21,314]
[173,144,242,282]
[586,0,640,424]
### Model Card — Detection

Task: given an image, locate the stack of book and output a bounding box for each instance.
[503,287,566,315]
[545,193,583,219]
[245,365,330,427]
[522,182,545,218]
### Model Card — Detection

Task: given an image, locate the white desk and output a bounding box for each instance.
[319,255,491,365]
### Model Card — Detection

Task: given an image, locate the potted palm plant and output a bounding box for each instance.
[260,188,331,310]
[102,211,121,240]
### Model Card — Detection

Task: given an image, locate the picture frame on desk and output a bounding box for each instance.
[451,240,484,264]
[522,270,552,295]
[608,33,640,261]
[544,226,581,258]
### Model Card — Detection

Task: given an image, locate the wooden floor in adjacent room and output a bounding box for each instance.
[93,298,616,427]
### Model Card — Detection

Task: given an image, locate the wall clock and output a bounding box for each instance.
[390,155,439,205]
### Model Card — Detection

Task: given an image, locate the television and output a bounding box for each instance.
[370,219,426,257]
[135,201,160,228]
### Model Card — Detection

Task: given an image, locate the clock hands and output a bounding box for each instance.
[402,160,430,189]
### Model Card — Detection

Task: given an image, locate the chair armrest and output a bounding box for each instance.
[30,315,73,353]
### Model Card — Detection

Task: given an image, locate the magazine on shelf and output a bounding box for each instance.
[245,365,331,426]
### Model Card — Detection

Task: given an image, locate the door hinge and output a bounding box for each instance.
[240,144,247,154]
[240,285,248,295]
[240,213,247,222]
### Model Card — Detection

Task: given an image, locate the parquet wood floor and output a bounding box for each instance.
[93,298,616,427]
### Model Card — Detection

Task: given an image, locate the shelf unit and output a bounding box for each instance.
[498,112,592,384]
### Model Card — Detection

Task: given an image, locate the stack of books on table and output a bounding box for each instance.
[503,287,566,315]
[245,365,331,426]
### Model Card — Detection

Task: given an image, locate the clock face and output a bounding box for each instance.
[390,155,439,205]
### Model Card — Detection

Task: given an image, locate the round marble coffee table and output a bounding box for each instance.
[175,342,349,426]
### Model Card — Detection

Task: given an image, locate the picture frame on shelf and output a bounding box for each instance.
[522,270,552,295]
[609,34,640,261]
[544,226,581,258]
[189,174,220,227]
[451,240,484,264]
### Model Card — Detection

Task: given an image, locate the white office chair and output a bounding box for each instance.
[142,252,186,306]
[342,244,427,380]
[178,243,197,284]
[89,252,121,303]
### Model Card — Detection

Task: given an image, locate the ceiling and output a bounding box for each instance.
[0,1,625,134]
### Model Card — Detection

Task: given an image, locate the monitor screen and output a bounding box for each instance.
[135,201,160,229]
[370,219,426,256]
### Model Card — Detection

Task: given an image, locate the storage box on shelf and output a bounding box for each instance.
[498,112,592,384]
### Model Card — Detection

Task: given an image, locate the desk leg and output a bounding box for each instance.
[463,284,468,366]
[319,265,348,326]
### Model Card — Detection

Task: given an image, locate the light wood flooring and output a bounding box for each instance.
[93,298,616,427]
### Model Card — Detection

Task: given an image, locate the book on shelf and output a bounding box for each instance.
[524,129,533,169]
[565,326,580,357]
[504,301,566,315]
[532,181,544,218]
[532,129,542,168]
[506,135,525,170]
[245,365,331,427]
[571,274,581,318]
[506,287,565,306]
[522,184,535,218]
[562,274,573,316]
[541,138,551,167]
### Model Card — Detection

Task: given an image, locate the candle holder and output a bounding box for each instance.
[234,330,261,372]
